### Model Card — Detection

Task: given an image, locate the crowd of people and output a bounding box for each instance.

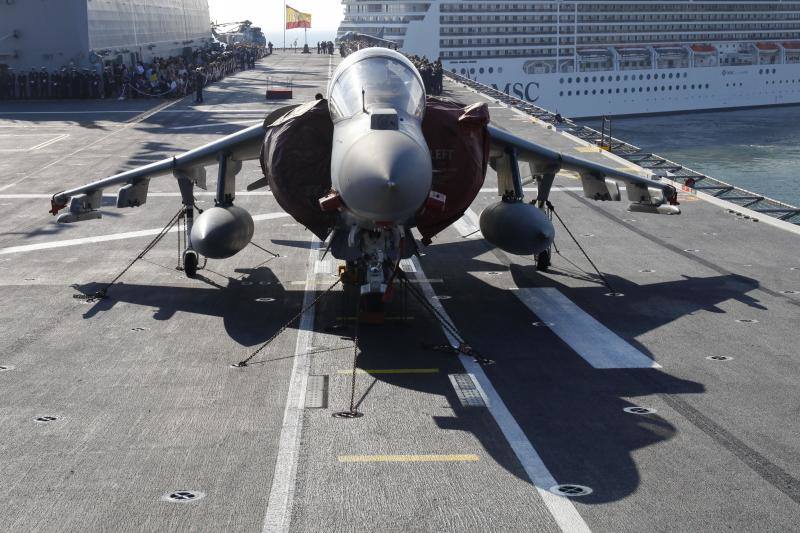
[0,42,268,101]
[338,36,399,58]
[316,41,335,55]
[407,55,444,96]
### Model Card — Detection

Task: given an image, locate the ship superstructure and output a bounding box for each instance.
[0,0,212,70]
[337,1,800,117]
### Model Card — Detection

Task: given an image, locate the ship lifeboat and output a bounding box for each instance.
[616,46,649,57]
[690,44,716,54]
[783,41,800,50]
[577,48,612,63]
[756,42,779,53]
[655,46,687,59]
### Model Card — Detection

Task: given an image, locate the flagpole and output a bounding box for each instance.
[283,0,286,50]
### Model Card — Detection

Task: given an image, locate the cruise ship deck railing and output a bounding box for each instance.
[446,71,800,225]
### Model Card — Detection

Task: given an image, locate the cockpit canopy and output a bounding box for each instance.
[328,48,425,122]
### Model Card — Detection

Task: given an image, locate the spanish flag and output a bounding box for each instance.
[286,5,312,29]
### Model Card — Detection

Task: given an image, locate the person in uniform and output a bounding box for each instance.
[70,68,81,99]
[29,68,38,99]
[194,67,204,103]
[17,69,27,99]
[433,59,443,96]
[0,68,8,100]
[3,69,13,99]
[90,70,100,98]
[40,68,49,98]
[50,69,61,99]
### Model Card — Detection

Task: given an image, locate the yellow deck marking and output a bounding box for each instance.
[335,368,439,375]
[575,146,600,153]
[338,454,479,463]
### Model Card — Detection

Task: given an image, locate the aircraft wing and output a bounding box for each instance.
[487,123,680,214]
[49,104,299,223]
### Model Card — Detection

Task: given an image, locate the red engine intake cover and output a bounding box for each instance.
[416,97,491,242]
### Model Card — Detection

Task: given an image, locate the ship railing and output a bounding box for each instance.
[444,70,800,225]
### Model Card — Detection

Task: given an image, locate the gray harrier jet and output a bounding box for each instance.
[49,48,680,302]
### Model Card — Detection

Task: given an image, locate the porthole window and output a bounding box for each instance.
[772,68,776,74]
[759,68,763,74]
[600,89,604,94]
[639,87,643,92]
[460,68,466,74]
[592,76,597,82]
[567,77,572,83]
[488,67,494,73]
[576,77,581,84]
[592,89,596,94]
[639,75,644,80]
[451,69,456,73]
[584,90,589,95]
[616,88,620,93]
[624,88,628,93]
[662,73,666,79]
[705,83,710,88]
[669,73,673,79]
[559,77,564,84]
[624,75,629,81]
[567,91,572,96]
[691,84,695,89]
[479,68,484,74]
[559,91,564,96]
[616,75,621,81]
[646,74,651,80]
[469,68,475,74]
[646,87,650,92]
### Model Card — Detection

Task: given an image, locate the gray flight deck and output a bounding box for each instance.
[1,51,799,532]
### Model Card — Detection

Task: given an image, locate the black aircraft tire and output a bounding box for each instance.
[537,249,551,272]
[184,250,198,279]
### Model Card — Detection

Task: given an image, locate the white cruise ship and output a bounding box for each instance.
[337,1,800,118]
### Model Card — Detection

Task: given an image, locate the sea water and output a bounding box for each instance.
[581,105,800,208]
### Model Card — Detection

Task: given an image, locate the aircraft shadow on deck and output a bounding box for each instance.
[71,233,770,504]
[74,264,292,347]
[343,237,770,504]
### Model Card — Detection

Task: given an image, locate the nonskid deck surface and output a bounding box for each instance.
[1,51,798,532]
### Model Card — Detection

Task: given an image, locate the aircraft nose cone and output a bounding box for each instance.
[337,131,432,222]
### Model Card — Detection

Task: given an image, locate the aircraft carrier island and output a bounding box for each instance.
[1,50,800,533]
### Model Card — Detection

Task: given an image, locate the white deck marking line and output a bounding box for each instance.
[0,191,274,199]
[409,256,592,533]
[169,119,262,131]
[0,110,150,115]
[0,98,183,192]
[514,288,661,369]
[452,207,482,238]
[0,212,289,255]
[30,134,70,151]
[262,240,319,533]
[262,53,333,533]
[0,133,69,152]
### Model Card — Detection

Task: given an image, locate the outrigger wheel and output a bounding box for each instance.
[183,250,199,279]
[537,249,551,272]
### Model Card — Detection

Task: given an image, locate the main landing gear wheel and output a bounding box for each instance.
[537,249,551,272]
[183,250,198,279]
